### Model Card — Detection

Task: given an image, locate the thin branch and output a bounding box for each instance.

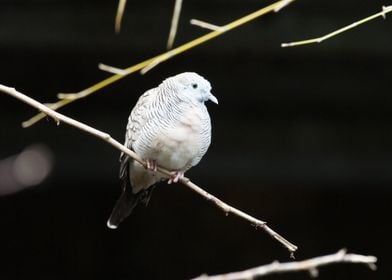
[98,63,127,75]
[190,19,222,31]
[1,84,298,254]
[281,5,392,48]
[140,51,176,75]
[189,0,295,32]
[22,0,295,128]
[167,0,184,50]
[192,249,377,280]
[115,0,128,33]
[273,0,295,12]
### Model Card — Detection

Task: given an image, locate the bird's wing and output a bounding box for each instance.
[110,88,158,229]
[119,88,157,189]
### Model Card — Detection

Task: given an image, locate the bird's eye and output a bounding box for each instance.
[191,83,198,89]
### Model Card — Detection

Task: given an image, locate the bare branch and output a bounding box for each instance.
[190,19,222,31]
[273,0,295,12]
[282,5,392,48]
[115,0,128,33]
[22,0,295,127]
[98,63,127,76]
[0,84,298,254]
[190,0,294,33]
[167,0,184,50]
[192,249,377,280]
[140,51,176,75]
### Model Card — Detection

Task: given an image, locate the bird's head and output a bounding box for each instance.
[170,72,218,105]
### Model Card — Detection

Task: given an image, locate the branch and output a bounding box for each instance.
[115,0,128,33]
[190,19,222,31]
[167,0,184,50]
[22,0,295,128]
[190,0,294,31]
[282,5,392,48]
[273,0,295,12]
[192,249,377,280]
[98,63,127,75]
[0,84,298,254]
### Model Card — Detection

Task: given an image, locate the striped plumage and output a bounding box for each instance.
[107,72,218,229]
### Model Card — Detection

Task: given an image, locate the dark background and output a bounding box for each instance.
[0,0,391,279]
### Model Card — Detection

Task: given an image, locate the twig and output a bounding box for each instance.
[98,63,127,75]
[140,51,176,75]
[0,84,298,254]
[190,19,222,31]
[115,0,128,33]
[22,0,295,128]
[167,0,183,50]
[190,0,295,32]
[273,0,295,12]
[192,249,377,280]
[282,5,392,48]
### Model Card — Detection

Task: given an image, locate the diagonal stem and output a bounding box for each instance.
[1,84,298,254]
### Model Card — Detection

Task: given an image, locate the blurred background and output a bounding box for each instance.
[0,0,391,279]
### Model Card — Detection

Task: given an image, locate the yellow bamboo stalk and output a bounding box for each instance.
[167,0,184,49]
[281,5,392,47]
[23,0,294,128]
[115,0,128,33]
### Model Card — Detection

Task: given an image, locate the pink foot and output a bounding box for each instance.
[168,171,184,184]
[145,159,157,171]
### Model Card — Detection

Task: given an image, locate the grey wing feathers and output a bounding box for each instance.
[119,89,157,190]
[108,89,158,228]
[125,88,157,149]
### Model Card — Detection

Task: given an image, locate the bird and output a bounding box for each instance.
[107,72,218,229]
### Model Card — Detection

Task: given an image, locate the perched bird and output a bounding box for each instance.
[107,72,218,229]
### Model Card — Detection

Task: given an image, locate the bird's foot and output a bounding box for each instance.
[168,171,184,184]
[145,159,157,171]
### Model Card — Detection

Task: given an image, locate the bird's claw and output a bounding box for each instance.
[145,159,157,171]
[168,171,184,184]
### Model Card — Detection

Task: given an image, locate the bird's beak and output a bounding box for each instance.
[208,93,219,105]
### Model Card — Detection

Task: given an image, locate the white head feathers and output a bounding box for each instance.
[162,72,218,105]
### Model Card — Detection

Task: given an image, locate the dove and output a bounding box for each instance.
[107,72,218,229]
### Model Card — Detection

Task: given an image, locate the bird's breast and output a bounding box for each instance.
[146,105,209,171]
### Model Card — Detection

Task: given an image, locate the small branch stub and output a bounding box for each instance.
[190,19,222,31]
[98,63,127,75]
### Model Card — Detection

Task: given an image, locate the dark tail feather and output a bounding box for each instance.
[107,188,138,229]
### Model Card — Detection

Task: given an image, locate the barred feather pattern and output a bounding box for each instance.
[108,72,217,228]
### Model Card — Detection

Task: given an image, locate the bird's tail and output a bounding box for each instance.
[107,188,138,229]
